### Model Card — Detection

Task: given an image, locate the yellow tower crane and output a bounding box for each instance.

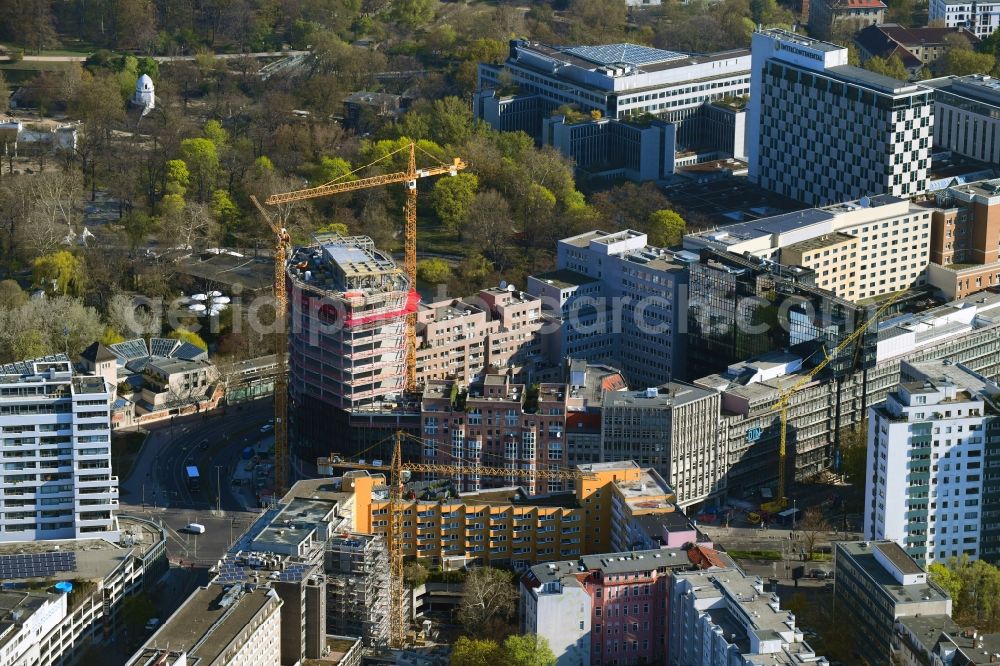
[333,431,590,649]
[264,143,467,390]
[760,290,908,515]
[250,195,291,496]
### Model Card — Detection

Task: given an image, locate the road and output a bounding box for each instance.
[118,397,293,565]
[120,398,274,512]
[0,50,309,63]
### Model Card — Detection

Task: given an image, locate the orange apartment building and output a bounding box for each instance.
[327,461,697,570]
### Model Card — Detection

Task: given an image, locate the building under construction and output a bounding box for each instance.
[287,234,420,457]
[325,533,389,648]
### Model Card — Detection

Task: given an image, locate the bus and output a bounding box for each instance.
[186,466,200,490]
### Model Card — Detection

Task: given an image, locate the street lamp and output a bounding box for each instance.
[792,499,797,531]
[215,465,222,513]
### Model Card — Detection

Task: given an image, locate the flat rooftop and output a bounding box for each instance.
[251,497,340,552]
[580,548,689,574]
[323,241,391,278]
[922,74,1000,106]
[784,232,857,255]
[0,354,71,379]
[562,229,645,249]
[0,517,162,583]
[664,176,804,227]
[145,586,279,663]
[175,253,274,293]
[828,64,919,95]
[837,541,950,606]
[760,28,843,53]
[906,360,1000,406]
[676,567,824,664]
[287,234,408,297]
[516,41,749,78]
[947,177,1000,200]
[601,381,714,409]
[0,591,57,653]
[532,268,600,289]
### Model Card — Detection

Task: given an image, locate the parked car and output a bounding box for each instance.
[259,424,273,433]
[810,568,829,579]
[184,523,206,534]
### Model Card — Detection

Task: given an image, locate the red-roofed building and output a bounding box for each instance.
[855,23,980,76]
[809,0,886,40]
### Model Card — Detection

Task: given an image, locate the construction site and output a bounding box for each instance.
[286,233,422,458]
[325,533,390,647]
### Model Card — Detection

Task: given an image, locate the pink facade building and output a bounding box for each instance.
[420,373,569,494]
[415,286,547,384]
[521,548,691,666]
[287,234,418,445]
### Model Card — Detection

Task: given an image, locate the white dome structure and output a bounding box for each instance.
[132,74,155,114]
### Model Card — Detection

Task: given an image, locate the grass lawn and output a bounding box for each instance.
[0,60,79,73]
[418,220,465,257]
[0,41,94,57]
[112,430,147,481]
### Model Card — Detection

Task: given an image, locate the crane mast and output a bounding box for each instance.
[767,290,907,511]
[250,195,290,496]
[333,432,588,648]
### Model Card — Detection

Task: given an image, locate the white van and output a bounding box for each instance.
[185,523,206,534]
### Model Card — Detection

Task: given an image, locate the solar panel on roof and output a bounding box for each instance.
[150,338,179,358]
[109,338,149,361]
[563,43,685,67]
[172,342,206,361]
[0,552,76,579]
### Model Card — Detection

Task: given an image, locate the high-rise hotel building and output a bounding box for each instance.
[748,29,933,206]
[0,355,119,542]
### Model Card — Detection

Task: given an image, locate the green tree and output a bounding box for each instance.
[647,209,686,247]
[502,635,557,666]
[886,0,916,23]
[941,49,996,76]
[864,54,909,80]
[120,593,157,634]
[428,97,479,146]
[0,280,26,310]
[311,156,356,187]
[929,562,963,601]
[417,258,452,285]
[404,561,429,588]
[179,138,220,202]
[121,211,157,251]
[211,189,240,231]
[203,120,229,150]
[391,0,434,27]
[316,222,350,235]
[450,636,502,666]
[115,55,140,102]
[12,329,47,361]
[165,160,190,197]
[457,253,495,291]
[167,327,208,350]
[33,251,86,296]
[431,173,479,233]
[0,296,106,363]
[136,56,159,80]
